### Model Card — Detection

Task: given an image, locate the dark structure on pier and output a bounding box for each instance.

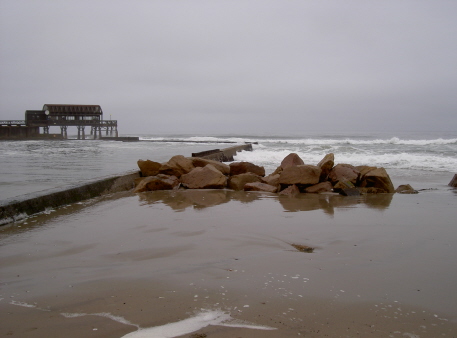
[0,104,118,139]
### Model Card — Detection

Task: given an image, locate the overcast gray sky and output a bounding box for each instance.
[1,0,456,135]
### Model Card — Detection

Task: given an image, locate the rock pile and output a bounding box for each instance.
[135,153,404,196]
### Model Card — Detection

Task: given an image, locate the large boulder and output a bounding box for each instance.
[189,157,230,175]
[134,174,180,192]
[158,163,181,177]
[304,181,333,193]
[328,164,360,185]
[244,182,278,193]
[279,165,321,185]
[228,173,263,191]
[180,164,227,189]
[229,162,265,176]
[317,153,334,182]
[359,167,395,193]
[159,155,195,178]
[355,165,378,178]
[280,153,304,169]
[262,173,281,188]
[137,159,162,177]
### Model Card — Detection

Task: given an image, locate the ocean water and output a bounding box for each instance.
[1,131,456,201]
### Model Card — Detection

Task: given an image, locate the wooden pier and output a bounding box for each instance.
[0,104,118,140]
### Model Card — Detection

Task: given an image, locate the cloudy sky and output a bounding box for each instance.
[1,0,456,135]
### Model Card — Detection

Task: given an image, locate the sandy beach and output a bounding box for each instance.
[1,186,457,337]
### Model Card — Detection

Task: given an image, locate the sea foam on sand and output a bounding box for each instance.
[121,309,276,338]
[60,308,275,338]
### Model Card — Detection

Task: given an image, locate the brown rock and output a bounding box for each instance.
[159,163,183,177]
[134,174,180,192]
[137,159,162,177]
[189,157,230,175]
[355,165,378,178]
[279,165,321,185]
[317,153,334,182]
[280,153,304,169]
[244,182,278,193]
[159,155,195,178]
[359,167,395,193]
[396,184,418,194]
[228,173,263,191]
[134,177,145,187]
[271,166,283,176]
[229,162,265,176]
[328,164,359,185]
[262,173,281,187]
[278,184,300,196]
[448,174,457,187]
[180,164,227,189]
[333,180,355,191]
[305,181,333,193]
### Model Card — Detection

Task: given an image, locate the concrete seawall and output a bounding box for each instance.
[192,143,253,161]
[0,143,254,225]
[0,172,140,225]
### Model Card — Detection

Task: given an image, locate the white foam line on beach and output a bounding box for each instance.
[121,309,276,338]
[61,312,139,328]
[9,300,51,312]
[59,308,275,337]
[10,300,36,308]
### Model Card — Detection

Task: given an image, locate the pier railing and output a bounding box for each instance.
[0,120,26,126]
[27,120,118,127]
[1,120,117,127]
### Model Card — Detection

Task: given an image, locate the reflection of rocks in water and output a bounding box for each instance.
[137,190,265,211]
[363,193,393,209]
[138,190,194,211]
[229,191,265,204]
[279,194,337,215]
[279,192,392,215]
[184,190,229,210]
[138,189,391,213]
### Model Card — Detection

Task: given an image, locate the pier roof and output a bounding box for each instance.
[42,104,103,115]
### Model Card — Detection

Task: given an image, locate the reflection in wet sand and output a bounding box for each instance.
[138,189,393,215]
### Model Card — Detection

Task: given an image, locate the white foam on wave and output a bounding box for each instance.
[139,136,249,143]
[255,137,457,146]
[139,135,457,146]
[234,146,457,173]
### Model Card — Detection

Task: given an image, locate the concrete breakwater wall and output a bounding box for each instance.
[0,143,254,225]
[0,172,140,225]
[192,143,253,161]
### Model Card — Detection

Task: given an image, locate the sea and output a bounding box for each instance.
[1,131,456,202]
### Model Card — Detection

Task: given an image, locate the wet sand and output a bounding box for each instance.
[1,186,457,337]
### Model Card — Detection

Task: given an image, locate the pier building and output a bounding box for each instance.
[0,104,118,139]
